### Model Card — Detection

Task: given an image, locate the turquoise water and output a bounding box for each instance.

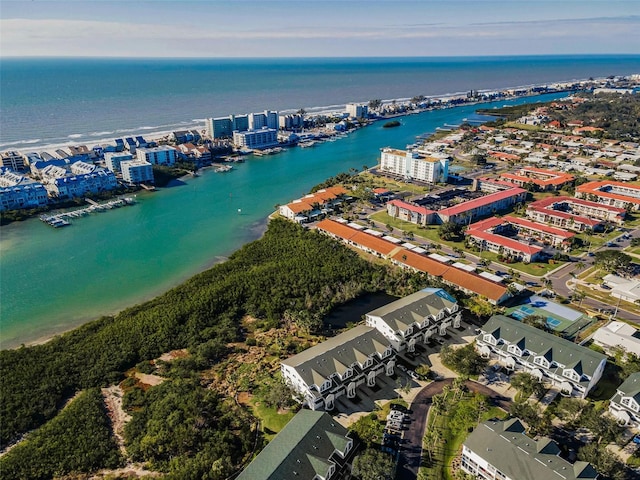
[0,92,568,348]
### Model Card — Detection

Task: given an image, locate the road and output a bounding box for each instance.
[396,379,510,480]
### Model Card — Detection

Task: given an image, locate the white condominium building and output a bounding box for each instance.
[104,152,134,172]
[232,128,278,149]
[136,146,177,166]
[0,168,48,211]
[121,160,154,184]
[380,147,449,183]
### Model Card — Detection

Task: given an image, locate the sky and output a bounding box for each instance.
[1,0,639,58]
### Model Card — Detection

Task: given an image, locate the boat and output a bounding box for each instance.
[215,164,233,173]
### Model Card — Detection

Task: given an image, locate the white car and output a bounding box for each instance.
[407,370,420,380]
[397,364,407,373]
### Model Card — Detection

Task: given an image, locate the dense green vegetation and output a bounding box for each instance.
[0,389,122,478]
[439,343,488,377]
[123,378,254,478]
[0,219,431,461]
[382,120,401,128]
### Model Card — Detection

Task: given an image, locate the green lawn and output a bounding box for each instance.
[250,402,296,441]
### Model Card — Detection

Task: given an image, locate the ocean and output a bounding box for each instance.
[1,56,638,349]
[1,55,639,150]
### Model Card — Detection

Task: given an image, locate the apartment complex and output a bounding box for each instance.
[121,160,154,184]
[0,151,27,172]
[526,196,625,231]
[0,167,48,211]
[346,103,368,119]
[461,419,599,480]
[281,325,396,411]
[379,147,449,184]
[104,152,134,172]
[237,410,356,480]
[365,288,461,353]
[279,187,348,223]
[609,373,640,428]
[232,128,279,149]
[576,180,640,211]
[476,315,606,398]
[499,167,574,191]
[136,146,177,166]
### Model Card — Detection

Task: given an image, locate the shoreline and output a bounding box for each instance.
[0,75,614,153]
[0,76,631,350]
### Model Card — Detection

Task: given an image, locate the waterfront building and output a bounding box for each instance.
[365,288,461,352]
[379,147,449,184]
[121,160,154,184]
[0,151,27,172]
[70,161,99,175]
[346,103,368,119]
[461,419,599,480]
[476,315,606,398]
[279,187,348,223]
[40,163,118,200]
[206,117,232,139]
[279,113,304,131]
[237,410,356,480]
[499,167,574,191]
[104,152,134,173]
[0,167,48,211]
[232,128,278,150]
[609,373,640,428]
[172,130,201,145]
[281,325,396,411]
[136,146,177,166]
[249,110,279,130]
[576,180,640,211]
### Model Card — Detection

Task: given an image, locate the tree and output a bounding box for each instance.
[440,343,488,377]
[438,221,463,241]
[368,99,382,111]
[349,414,383,447]
[352,449,395,480]
[464,296,497,321]
[578,443,627,480]
[510,372,545,400]
[555,397,584,424]
[522,314,547,330]
[593,250,632,273]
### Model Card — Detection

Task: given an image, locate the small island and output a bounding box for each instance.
[382,120,401,128]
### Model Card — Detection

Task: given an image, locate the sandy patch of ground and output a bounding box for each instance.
[134,373,165,387]
[101,385,131,455]
[157,349,188,362]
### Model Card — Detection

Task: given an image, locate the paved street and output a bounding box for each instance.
[396,379,511,480]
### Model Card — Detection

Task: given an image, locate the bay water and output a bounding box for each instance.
[1,91,570,348]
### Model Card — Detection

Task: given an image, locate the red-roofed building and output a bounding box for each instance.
[526,196,625,230]
[389,249,510,305]
[315,219,510,304]
[386,199,436,225]
[279,187,349,222]
[488,151,521,162]
[466,215,575,262]
[438,187,527,224]
[576,181,640,211]
[499,167,574,192]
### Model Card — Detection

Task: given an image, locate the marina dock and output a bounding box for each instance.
[40,197,136,228]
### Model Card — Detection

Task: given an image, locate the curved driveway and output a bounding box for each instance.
[396,379,510,480]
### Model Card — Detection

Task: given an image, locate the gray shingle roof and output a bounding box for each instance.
[237,410,352,480]
[367,287,457,331]
[281,325,392,387]
[611,372,640,407]
[479,315,606,380]
[464,419,598,480]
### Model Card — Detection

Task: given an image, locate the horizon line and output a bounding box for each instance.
[2,53,640,61]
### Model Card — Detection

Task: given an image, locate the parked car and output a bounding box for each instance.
[436,337,446,345]
[397,364,407,372]
[407,370,420,380]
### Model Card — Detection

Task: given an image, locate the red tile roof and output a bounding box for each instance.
[439,187,525,217]
[499,167,574,187]
[577,181,640,206]
[315,219,508,303]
